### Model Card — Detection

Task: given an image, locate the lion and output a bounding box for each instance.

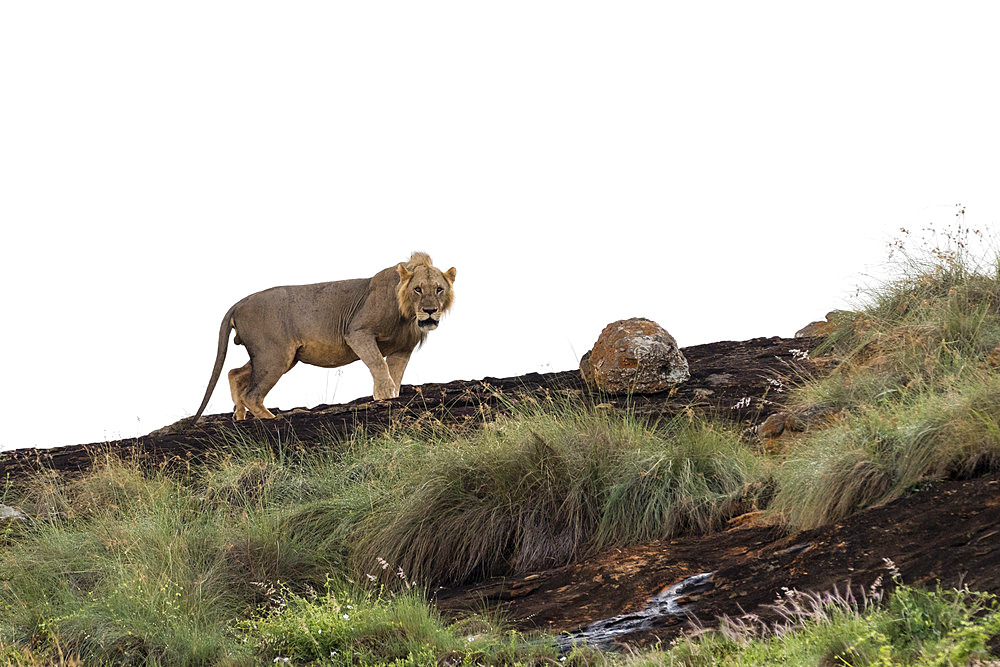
[191,252,456,423]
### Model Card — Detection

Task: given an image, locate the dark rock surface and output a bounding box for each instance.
[0,336,819,481]
[436,474,1000,647]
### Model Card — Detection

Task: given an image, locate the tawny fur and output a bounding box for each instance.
[192,252,456,423]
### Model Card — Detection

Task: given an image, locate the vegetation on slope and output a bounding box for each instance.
[347,407,764,584]
[773,225,1000,528]
[0,406,766,664]
[2,224,1000,664]
[629,569,1000,666]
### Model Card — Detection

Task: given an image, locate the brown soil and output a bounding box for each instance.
[4,334,998,647]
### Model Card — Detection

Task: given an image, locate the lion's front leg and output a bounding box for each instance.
[345,331,398,400]
[372,376,397,400]
[386,351,411,394]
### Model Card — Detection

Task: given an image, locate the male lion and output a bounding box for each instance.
[191,252,456,423]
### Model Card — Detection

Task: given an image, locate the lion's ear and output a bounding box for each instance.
[444,267,457,284]
[396,263,413,283]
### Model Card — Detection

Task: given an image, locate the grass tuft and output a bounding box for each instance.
[239,578,574,665]
[348,406,766,584]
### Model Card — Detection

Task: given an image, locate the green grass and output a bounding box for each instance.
[772,231,1000,528]
[348,407,766,584]
[1,457,287,664]
[239,578,582,666]
[773,371,1000,528]
[626,576,1000,666]
[0,403,766,664]
[801,226,1000,408]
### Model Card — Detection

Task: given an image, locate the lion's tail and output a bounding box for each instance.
[192,305,236,424]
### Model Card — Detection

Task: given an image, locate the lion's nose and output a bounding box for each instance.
[422,308,438,315]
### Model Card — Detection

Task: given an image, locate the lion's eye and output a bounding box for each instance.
[436,287,444,295]
[413,287,422,294]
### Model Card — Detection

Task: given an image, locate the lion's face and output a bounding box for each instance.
[396,263,456,331]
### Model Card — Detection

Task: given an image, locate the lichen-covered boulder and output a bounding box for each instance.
[580,318,690,394]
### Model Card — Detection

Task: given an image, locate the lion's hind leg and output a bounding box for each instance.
[228,363,252,421]
[243,349,297,420]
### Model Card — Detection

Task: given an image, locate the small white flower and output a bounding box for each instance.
[343,614,350,620]
[732,397,752,410]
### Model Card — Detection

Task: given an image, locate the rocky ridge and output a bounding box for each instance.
[0,336,816,481]
[4,334,997,648]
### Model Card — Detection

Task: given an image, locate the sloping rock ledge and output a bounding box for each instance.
[0,336,818,481]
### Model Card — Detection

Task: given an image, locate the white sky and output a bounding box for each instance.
[2,3,999,450]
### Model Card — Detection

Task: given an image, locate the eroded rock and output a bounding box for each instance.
[0,505,26,521]
[795,310,854,338]
[580,318,690,394]
[758,413,787,439]
[758,411,806,440]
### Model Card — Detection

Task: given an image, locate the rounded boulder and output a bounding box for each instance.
[580,317,690,394]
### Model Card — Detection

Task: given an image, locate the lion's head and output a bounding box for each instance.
[395,252,456,331]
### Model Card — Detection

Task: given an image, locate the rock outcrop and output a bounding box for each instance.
[757,411,805,440]
[580,318,690,394]
[794,310,853,338]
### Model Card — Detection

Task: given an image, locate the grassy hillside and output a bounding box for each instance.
[773,228,1000,528]
[2,229,1000,665]
[0,406,768,665]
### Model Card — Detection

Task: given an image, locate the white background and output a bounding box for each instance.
[2,3,998,449]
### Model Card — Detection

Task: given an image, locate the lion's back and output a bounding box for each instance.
[233,277,371,341]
